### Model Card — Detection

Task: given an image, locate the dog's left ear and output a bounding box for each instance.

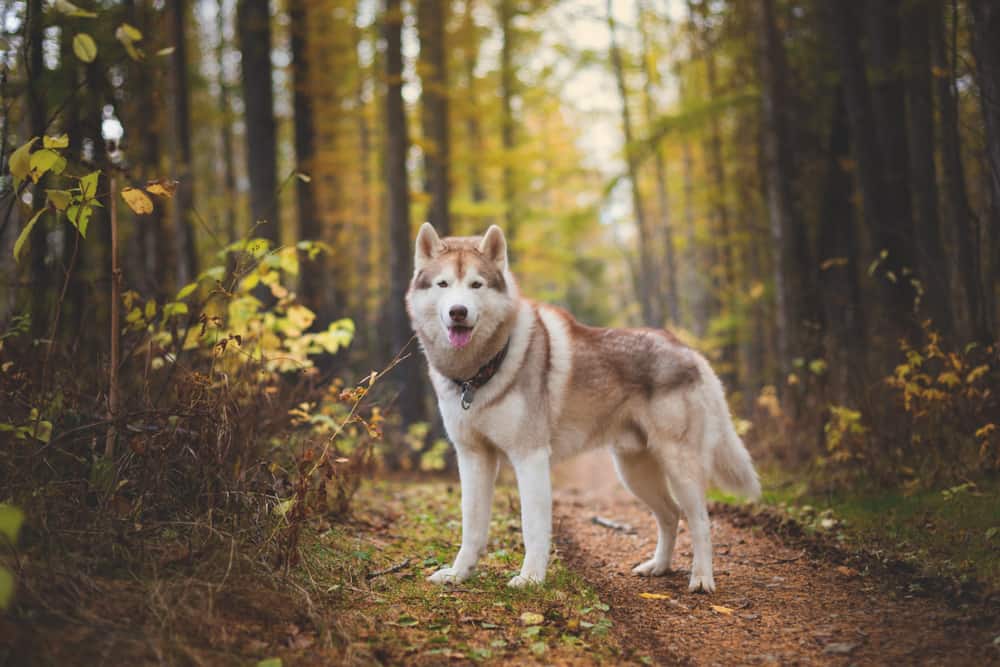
[478,225,508,271]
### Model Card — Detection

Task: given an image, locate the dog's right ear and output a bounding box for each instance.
[415,222,444,270]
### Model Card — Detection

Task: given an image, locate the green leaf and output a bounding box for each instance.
[175,282,198,300]
[256,659,282,667]
[0,505,24,543]
[72,33,98,63]
[273,498,295,517]
[13,208,46,263]
[79,171,101,199]
[46,189,72,211]
[29,149,62,182]
[67,203,93,238]
[9,138,37,185]
[0,567,13,610]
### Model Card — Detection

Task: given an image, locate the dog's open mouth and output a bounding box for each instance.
[447,325,474,348]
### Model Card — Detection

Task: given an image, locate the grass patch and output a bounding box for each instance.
[303,480,632,665]
[712,470,1000,593]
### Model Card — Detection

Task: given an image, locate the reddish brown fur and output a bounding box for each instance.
[411,237,508,292]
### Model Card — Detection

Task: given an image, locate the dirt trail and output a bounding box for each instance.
[552,451,999,666]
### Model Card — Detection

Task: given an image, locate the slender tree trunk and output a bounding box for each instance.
[638,0,679,325]
[290,0,322,316]
[170,0,198,285]
[608,0,658,327]
[499,0,517,247]
[462,1,486,206]
[417,0,451,236]
[932,0,987,341]
[26,0,47,339]
[902,0,952,334]
[969,0,1000,338]
[384,0,425,427]
[217,0,238,243]
[238,0,280,242]
[757,0,811,377]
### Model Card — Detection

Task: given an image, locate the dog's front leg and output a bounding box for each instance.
[428,444,498,585]
[508,448,551,588]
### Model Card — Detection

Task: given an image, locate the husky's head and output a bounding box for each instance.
[407,224,518,373]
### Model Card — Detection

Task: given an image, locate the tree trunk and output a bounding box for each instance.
[757,0,811,377]
[826,2,916,343]
[217,0,238,244]
[932,0,987,341]
[238,0,279,243]
[290,0,322,315]
[969,0,1000,338]
[817,88,865,402]
[170,0,199,286]
[901,0,952,335]
[462,1,486,206]
[499,0,517,247]
[26,0,47,339]
[607,0,659,327]
[384,0,425,428]
[637,0,679,325]
[417,0,451,236]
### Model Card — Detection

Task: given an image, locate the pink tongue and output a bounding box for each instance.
[448,327,473,348]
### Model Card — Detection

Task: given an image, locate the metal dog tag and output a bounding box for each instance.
[460,381,475,409]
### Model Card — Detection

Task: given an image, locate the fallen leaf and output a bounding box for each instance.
[711,605,734,616]
[836,565,857,577]
[639,592,671,600]
[520,611,544,626]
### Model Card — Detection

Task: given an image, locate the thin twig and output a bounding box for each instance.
[591,515,637,534]
[366,558,411,580]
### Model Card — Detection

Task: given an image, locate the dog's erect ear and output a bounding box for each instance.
[415,222,444,270]
[477,225,507,271]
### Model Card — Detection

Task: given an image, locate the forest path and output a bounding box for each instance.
[551,451,999,666]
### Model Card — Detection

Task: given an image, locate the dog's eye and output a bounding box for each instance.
[469,281,483,289]
[436,280,448,288]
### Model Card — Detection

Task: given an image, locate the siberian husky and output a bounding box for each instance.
[406,224,761,593]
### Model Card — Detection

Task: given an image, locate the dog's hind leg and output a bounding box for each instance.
[612,449,680,577]
[661,462,715,593]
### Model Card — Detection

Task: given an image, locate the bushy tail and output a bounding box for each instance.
[698,357,762,500]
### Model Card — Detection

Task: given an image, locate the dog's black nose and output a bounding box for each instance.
[449,305,468,322]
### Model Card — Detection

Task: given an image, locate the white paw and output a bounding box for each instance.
[632,558,671,577]
[427,567,469,585]
[507,572,544,588]
[688,573,715,593]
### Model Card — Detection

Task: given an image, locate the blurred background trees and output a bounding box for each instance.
[1,0,998,483]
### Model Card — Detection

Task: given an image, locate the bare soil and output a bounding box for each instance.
[552,450,1000,666]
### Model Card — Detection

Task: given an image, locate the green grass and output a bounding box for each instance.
[295,480,637,665]
[713,470,1000,592]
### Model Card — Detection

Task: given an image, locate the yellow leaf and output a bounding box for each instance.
[975,424,996,440]
[638,592,671,600]
[13,208,46,263]
[43,134,69,149]
[519,612,544,626]
[121,187,154,214]
[711,605,734,615]
[72,33,97,63]
[967,365,989,384]
[145,179,178,198]
[937,371,961,388]
[46,189,72,211]
[9,138,37,183]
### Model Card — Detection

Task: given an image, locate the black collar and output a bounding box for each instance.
[451,339,510,409]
